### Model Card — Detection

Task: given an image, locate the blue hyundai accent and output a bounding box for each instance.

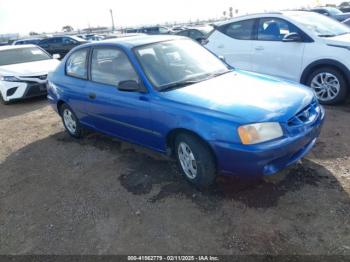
[47,35,325,188]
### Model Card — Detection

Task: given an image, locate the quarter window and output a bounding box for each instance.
[257,18,300,41]
[66,48,88,79]
[219,19,255,40]
[91,48,138,86]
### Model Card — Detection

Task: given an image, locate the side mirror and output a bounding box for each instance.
[118,80,141,92]
[52,54,61,59]
[282,32,303,42]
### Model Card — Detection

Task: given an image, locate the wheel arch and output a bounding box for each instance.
[165,128,217,167]
[300,59,350,87]
[57,99,67,116]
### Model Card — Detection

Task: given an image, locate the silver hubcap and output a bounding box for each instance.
[310,72,340,102]
[63,109,77,134]
[178,142,197,179]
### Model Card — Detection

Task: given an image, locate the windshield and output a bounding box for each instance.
[0,47,51,66]
[135,39,229,90]
[286,12,350,37]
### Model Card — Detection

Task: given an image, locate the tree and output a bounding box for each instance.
[29,31,39,36]
[62,25,74,32]
[229,7,233,18]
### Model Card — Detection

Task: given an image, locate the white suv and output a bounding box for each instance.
[206,11,350,104]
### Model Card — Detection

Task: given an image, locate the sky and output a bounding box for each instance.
[0,0,343,35]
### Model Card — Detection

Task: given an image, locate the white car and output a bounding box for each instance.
[206,11,350,104]
[0,45,60,104]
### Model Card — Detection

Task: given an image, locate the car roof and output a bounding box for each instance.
[214,11,310,26]
[0,44,37,51]
[83,35,186,48]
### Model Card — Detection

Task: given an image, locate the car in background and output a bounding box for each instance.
[85,34,105,41]
[13,38,44,45]
[0,45,60,104]
[175,25,213,43]
[38,36,87,58]
[343,17,350,26]
[339,2,350,12]
[47,35,324,188]
[206,11,350,105]
[80,34,105,42]
[138,26,170,35]
[310,7,350,21]
[171,26,188,32]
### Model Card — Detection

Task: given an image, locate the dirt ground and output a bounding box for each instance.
[0,97,349,255]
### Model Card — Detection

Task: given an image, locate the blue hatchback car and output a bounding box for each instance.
[47,35,325,188]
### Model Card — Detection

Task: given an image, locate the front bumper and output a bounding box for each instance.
[2,81,47,102]
[211,106,325,177]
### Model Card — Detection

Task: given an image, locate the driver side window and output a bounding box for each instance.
[257,18,300,41]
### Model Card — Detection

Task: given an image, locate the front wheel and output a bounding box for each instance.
[306,67,348,105]
[175,133,217,189]
[60,104,82,138]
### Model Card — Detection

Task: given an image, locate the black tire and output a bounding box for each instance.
[0,92,10,105]
[174,133,216,189]
[306,67,348,105]
[59,103,82,138]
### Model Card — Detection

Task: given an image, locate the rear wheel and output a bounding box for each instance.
[60,104,82,138]
[306,67,348,105]
[175,133,216,189]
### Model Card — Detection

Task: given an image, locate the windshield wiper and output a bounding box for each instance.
[159,80,200,92]
[158,70,232,92]
[205,70,231,79]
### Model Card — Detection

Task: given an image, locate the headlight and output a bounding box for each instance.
[0,76,19,82]
[238,122,283,145]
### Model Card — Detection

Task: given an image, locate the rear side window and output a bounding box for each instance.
[91,48,138,86]
[219,19,256,40]
[66,48,88,79]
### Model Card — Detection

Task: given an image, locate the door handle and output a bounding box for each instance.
[217,44,224,49]
[255,46,264,51]
[88,92,96,99]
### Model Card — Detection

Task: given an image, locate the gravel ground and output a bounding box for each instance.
[0,97,349,255]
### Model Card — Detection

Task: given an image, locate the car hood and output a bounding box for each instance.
[159,71,314,124]
[0,59,60,77]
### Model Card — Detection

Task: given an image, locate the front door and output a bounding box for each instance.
[85,47,159,149]
[251,17,306,82]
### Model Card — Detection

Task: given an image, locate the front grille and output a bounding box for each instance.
[25,83,47,97]
[288,98,320,127]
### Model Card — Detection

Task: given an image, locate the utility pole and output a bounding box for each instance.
[110,9,115,32]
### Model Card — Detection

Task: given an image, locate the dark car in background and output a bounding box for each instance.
[310,7,350,21]
[175,25,213,43]
[339,2,350,12]
[38,36,87,58]
[13,38,44,45]
[138,26,170,35]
